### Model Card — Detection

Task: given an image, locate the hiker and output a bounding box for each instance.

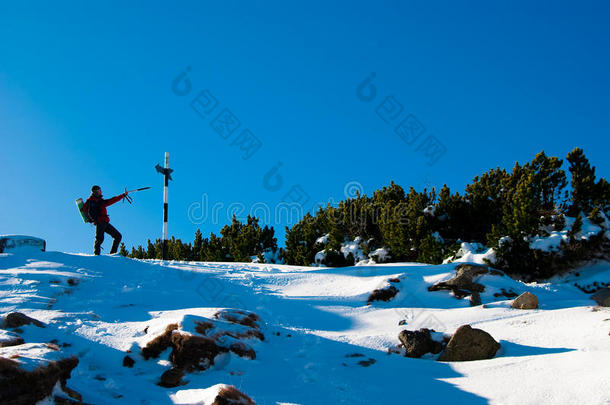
[83,185,129,255]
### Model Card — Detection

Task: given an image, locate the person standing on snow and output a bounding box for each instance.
[83,185,129,255]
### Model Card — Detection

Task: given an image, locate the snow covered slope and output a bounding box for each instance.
[0,251,608,404]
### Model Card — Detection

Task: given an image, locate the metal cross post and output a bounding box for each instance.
[155,152,173,260]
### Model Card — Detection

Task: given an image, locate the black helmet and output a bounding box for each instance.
[91,185,101,193]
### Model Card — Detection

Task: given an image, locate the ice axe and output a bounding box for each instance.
[122,186,151,204]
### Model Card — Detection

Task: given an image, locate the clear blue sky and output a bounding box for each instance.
[1,1,609,253]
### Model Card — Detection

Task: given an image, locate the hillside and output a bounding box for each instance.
[0,251,609,404]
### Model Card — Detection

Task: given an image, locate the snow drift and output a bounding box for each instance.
[0,250,608,404]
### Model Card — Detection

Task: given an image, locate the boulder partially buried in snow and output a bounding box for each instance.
[160,367,186,388]
[141,310,264,387]
[591,288,610,307]
[0,343,80,403]
[0,329,24,348]
[398,328,443,358]
[511,292,539,309]
[170,383,256,405]
[438,325,500,362]
[2,312,45,329]
[169,333,229,373]
[428,263,490,304]
[367,285,398,304]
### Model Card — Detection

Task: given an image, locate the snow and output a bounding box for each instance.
[314,238,391,266]
[423,205,436,216]
[0,250,609,404]
[251,248,283,264]
[315,234,329,245]
[368,247,390,263]
[444,242,496,265]
[498,236,512,246]
[313,249,327,266]
[340,237,367,263]
[529,229,568,251]
[0,342,66,371]
[314,236,368,266]
[356,247,391,266]
[0,328,21,343]
[529,214,608,252]
[170,384,228,404]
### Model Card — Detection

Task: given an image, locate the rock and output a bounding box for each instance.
[214,309,261,329]
[158,368,184,388]
[45,343,60,351]
[141,323,179,359]
[229,341,256,360]
[122,355,135,368]
[143,313,263,384]
[511,292,539,309]
[169,333,228,372]
[357,358,376,367]
[458,263,489,273]
[591,288,610,307]
[212,385,256,405]
[470,292,482,306]
[3,312,45,328]
[428,263,489,300]
[493,288,519,299]
[398,328,443,358]
[367,285,398,304]
[0,356,79,404]
[0,331,24,348]
[438,325,500,362]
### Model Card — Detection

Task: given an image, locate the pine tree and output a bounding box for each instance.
[526,151,567,210]
[193,229,203,261]
[567,148,597,215]
[417,234,444,264]
[568,214,583,241]
[146,239,156,259]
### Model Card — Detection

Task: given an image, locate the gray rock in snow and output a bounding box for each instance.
[398,328,443,358]
[591,288,610,307]
[438,325,500,362]
[511,292,539,309]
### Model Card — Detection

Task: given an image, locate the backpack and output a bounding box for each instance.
[84,199,101,223]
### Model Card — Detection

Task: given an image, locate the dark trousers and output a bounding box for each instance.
[94,222,122,255]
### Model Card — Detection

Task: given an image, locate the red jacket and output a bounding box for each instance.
[83,194,124,224]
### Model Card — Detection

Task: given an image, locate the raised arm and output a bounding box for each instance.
[101,193,126,207]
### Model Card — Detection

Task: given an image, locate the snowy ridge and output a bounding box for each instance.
[0,251,609,404]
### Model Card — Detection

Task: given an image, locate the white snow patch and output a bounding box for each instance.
[444,242,496,265]
[340,237,367,263]
[170,384,228,404]
[529,214,607,252]
[0,343,64,372]
[315,234,329,245]
[423,205,436,216]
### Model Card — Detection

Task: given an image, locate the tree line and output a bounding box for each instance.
[123,148,610,279]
